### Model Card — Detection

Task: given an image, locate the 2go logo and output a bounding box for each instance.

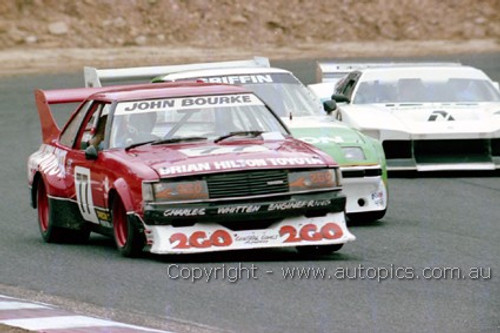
[279,223,343,243]
[170,230,233,249]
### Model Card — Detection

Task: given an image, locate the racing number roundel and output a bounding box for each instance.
[74,166,99,224]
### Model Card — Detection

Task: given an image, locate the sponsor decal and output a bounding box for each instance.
[159,157,324,176]
[217,205,261,214]
[235,234,279,244]
[164,208,206,217]
[268,200,331,211]
[162,200,331,218]
[115,93,263,115]
[428,110,455,121]
[200,74,273,84]
[279,223,343,243]
[170,229,233,249]
[31,145,67,178]
[179,145,269,157]
[96,209,111,222]
[184,73,299,85]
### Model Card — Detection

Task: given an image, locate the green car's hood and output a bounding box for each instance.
[281,116,384,167]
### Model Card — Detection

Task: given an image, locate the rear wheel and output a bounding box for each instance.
[37,180,60,242]
[112,197,144,257]
[37,181,89,243]
[296,244,343,255]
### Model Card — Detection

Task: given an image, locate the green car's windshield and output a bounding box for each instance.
[109,93,288,149]
[242,74,324,117]
[179,73,324,117]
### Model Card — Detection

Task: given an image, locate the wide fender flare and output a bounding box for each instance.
[112,178,136,213]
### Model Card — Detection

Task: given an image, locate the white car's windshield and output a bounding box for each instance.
[109,93,288,148]
[353,78,500,104]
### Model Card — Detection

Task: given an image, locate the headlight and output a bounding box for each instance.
[143,180,209,202]
[341,147,366,160]
[288,169,339,192]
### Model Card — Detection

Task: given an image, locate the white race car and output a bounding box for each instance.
[313,63,500,171]
[84,58,389,222]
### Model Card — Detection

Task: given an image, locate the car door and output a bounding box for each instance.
[65,102,111,225]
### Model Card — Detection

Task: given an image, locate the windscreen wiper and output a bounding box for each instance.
[125,136,207,150]
[151,136,207,146]
[124,140,156,151]
[214,131,264,143]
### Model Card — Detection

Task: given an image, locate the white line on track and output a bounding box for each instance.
[0,295,170,332]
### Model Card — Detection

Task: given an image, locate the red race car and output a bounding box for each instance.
[28,81,355,256]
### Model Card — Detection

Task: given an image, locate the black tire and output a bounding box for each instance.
[296,244,344,255]
[112,197,144,257]
[37,181,90,243]
[347,209,387,224]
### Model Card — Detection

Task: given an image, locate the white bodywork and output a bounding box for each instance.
[314,64,500,171]
[308,82,337,102]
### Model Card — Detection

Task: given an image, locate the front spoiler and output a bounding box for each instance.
[145,213,355,254]
[342,176,387,214]
[387,158,500,171]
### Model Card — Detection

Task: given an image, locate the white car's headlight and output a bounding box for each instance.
[288,169,339,192]
[341,147,366,160]
[142,180,209,203]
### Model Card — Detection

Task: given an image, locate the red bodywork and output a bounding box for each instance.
[28,82,349,255]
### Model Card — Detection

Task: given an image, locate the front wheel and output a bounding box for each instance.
[296,244,343,255]
[112,197,144,257]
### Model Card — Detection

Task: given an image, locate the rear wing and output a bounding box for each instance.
[84,56,270,88]
[316,62,462,84]
[34,87,114,144]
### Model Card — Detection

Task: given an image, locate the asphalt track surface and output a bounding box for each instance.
[1,53,499,332]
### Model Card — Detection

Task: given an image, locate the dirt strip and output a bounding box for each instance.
[1,39,499,77]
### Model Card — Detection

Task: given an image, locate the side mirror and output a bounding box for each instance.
[85,145,98,160]
[323,100,337,114]
[331,94,350,103]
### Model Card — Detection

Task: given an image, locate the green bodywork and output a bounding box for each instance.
[289,124,388,182]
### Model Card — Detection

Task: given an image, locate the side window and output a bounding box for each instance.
[77,103,110,150]
[80,106,101,146]
[336,72,360,100]
[334,77,347,95]
[342,79,358,98]
[59,101,92,147]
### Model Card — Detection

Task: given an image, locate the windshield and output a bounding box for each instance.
[353,78,500,104]
[109,93,288,149]
[187,73,324,117]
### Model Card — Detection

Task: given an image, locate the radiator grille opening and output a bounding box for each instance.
[383,141,412,159]
[206,170,289,199]
[414,139,491,164]
[492,139,500,156]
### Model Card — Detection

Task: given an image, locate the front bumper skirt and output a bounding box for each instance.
[145,212,355,254]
